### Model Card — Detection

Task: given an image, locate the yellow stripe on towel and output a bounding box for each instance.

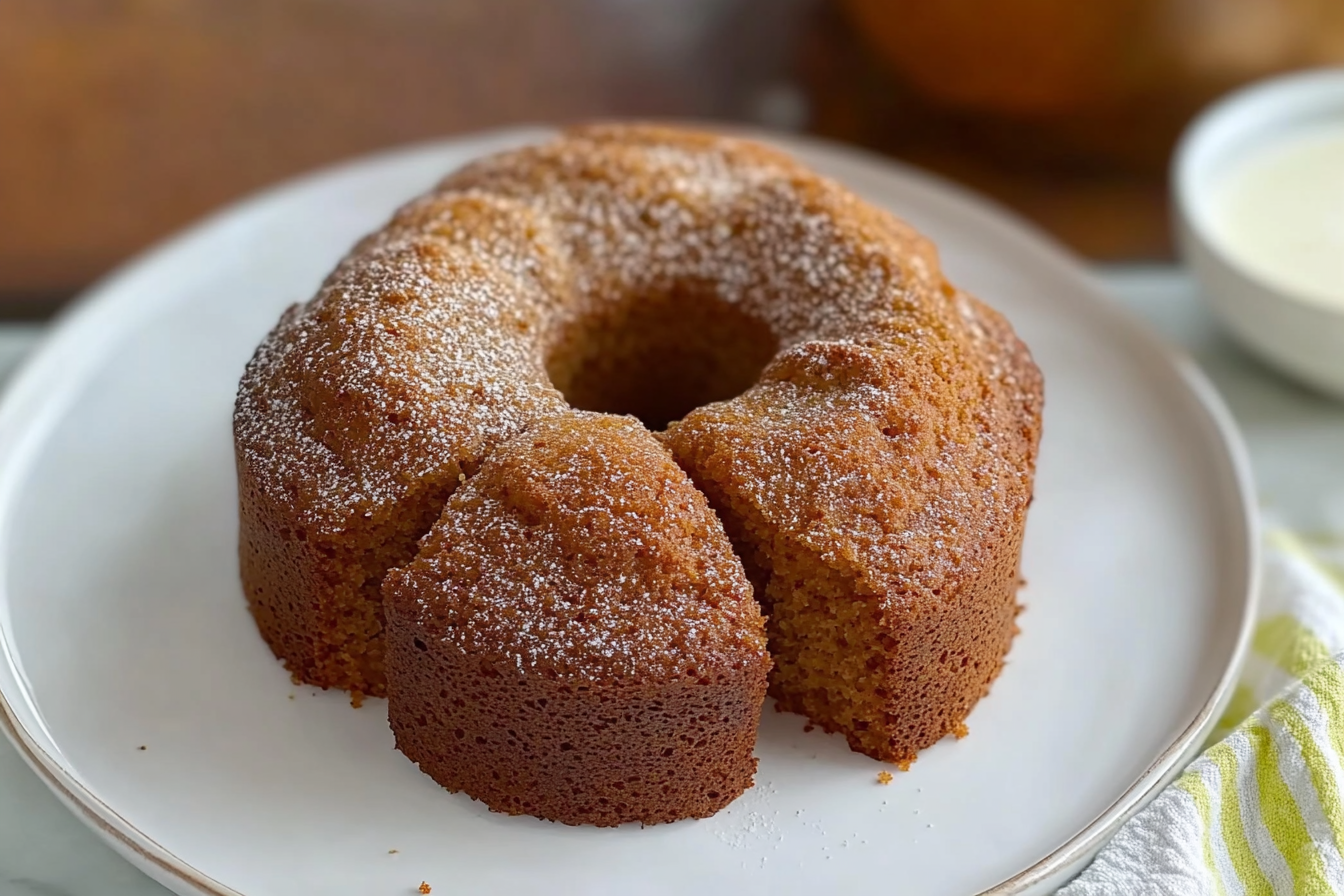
[1177,772,1232,896]
[1207,740,1276,894]
[1245,719,1331,894]
[1254,616,1332,679]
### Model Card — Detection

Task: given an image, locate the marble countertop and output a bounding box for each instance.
[1,267,1341,896]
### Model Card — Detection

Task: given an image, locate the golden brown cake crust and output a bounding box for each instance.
[384,414,770,826]
[233,123,1043,822]
[663,294,1042,765]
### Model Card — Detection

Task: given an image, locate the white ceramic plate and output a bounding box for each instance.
[0,129,1256,896]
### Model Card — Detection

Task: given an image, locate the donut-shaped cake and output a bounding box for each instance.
[234,125,1043,826]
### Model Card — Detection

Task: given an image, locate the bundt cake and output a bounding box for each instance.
[233,124,1043,826]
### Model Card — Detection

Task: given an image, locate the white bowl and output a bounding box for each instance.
[1174,68,1344,399]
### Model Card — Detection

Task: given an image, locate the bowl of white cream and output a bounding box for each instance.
[1175,68,1344,399]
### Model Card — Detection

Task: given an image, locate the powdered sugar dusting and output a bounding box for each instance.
[234,124,1042,677]
[385,413,769,680]
[236,126,973,531]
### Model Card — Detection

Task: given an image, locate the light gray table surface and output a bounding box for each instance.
[0,267,1341,896]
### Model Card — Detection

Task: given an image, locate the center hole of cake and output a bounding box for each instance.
[545,288,779,432]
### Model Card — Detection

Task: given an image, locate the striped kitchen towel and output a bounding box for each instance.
[1061,528,1344,895]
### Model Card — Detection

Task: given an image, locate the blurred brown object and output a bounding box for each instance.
[841,0,1344,117]
[0,0,811,306]
[840,0,1154,115]
[819,0,1344,259]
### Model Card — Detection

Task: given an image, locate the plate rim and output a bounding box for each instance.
[0,126,1261,896]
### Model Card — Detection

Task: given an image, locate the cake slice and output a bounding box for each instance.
[383,413,771,826]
